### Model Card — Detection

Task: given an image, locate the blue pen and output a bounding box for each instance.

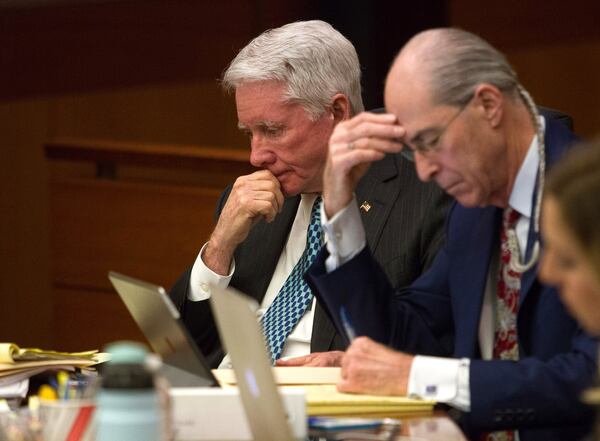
[340,306,356,342]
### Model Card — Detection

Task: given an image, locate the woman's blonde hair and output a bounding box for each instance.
[545,139,600,273]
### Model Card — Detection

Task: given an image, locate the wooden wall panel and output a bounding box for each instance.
[54,287,146,351]
[45,138,253,350]
[47,81,246,148]
[0,0,257,100]
[0,99,54,347]
[50,178,220,292]
[507,41,600,138]
[449,0,600,49]
[449,0,600,138]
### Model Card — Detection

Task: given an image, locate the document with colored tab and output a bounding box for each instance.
[0,343,108,385]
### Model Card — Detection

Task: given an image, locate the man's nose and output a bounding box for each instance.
[249,138,276,168]
[414,152,439,182]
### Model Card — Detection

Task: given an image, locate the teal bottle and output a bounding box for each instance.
[96,341,161,441]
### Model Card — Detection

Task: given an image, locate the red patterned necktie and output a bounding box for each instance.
[494,207,522,361]
[483,207,522,441]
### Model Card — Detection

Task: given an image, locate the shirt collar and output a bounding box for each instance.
[300,193,320,220]
[508,116,545,219]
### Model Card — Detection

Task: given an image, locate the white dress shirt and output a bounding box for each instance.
[323,117,544,412]
[188,193,319,367]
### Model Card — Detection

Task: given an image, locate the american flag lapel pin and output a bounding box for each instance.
[359,201,372,213]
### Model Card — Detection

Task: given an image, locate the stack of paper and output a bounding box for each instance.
[213,366,435,416]
[0,343,109,388]
[0,379,29,403]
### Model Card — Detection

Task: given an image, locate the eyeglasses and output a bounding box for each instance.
[400,97,472,162]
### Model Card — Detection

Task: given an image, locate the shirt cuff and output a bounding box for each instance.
[188,242,235,301]
[408,355,471,412]
[322,197,367,272]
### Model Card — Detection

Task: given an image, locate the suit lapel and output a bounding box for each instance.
[310,155,399,351]
[452,207,501,356]
[520,180,541,306]
[520,118,572,306]
[310,302,339,352]
[355,154,400,253]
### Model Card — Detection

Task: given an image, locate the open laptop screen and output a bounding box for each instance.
[108,271,219,388]
[210,285,295,441]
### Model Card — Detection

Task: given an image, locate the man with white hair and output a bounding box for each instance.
[169,20,450,368]
[305,28,596,440]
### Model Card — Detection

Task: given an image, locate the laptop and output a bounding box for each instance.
[108,271,219,388]
[209,285,297,441]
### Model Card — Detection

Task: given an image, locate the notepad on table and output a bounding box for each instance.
[214,366,434,416]
[299,385,435,416]
[213,366,341,386]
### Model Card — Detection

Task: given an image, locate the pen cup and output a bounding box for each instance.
[0,407,43,441]
[39,399,96,441]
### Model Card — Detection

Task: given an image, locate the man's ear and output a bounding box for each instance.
[330,93,351,123]
[473,84,503,128]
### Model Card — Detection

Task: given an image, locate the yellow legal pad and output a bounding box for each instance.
[213,366,434,416]
[0,343,99,363]
[299,385,435,416]
[0,343,109,383]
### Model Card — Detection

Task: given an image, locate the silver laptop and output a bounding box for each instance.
[210,285,296,441]
[108,271,219,388]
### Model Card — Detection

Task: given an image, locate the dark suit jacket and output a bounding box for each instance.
[306,116,597,441]
[170,152,452,367]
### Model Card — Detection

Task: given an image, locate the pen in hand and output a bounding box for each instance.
[340,306,356,343]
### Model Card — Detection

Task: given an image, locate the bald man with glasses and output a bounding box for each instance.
[299,28,596,441]
[398,94,473,161]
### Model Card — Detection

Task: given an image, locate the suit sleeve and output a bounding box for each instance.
[464,327,596,433]
[305,243,455,357]
[419,185,451,272]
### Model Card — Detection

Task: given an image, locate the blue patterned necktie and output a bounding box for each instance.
[260,196,323,363]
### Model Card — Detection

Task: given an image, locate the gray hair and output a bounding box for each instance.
[405,28,544,160]
[407,28,521,107]
[222,20,364,119]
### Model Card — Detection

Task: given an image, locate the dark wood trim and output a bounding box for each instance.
[45,138,254,175]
